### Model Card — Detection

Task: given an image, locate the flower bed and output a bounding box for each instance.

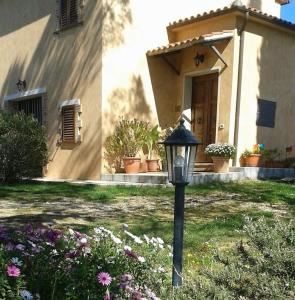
[0,225,171,299]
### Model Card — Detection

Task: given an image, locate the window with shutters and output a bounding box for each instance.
[256,99,277,128]
[59,0,83,31]
[61,103,82,143]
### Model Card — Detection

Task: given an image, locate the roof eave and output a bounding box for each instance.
[167,6,295,33]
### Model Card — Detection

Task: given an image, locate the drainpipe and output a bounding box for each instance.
[233,11,249,166]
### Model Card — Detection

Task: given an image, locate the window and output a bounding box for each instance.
[256,99,276,128]
[61,101,82,143]
[16,97,43,125]
[59,0,82,31]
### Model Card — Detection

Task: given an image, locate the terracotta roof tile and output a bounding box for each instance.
[147,31,233,56]
[167,4,295,31]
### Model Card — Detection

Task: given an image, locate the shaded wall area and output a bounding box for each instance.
[236,20,295,160]
[256,23,295,159]
[0,0,103,180]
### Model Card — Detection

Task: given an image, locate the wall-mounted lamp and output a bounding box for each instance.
[194,53,205,67]
[16,80,26,92]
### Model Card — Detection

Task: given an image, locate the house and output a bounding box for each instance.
[0,0,292,180]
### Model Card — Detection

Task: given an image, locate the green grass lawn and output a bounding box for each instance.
[0,180,294,269]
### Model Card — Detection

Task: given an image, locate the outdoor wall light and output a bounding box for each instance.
[161,119,201,286]
[194,53,205,66]
[16,80,26,92]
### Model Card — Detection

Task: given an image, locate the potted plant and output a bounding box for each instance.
[262,148,281,168]
[104,118,147,174]
[205,143,236,173]
[241,144,264,167]
[157,127,173,172]
[122,119,148,174]
[144,125,160,172]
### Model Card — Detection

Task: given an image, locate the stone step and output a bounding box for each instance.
[195,162,214,172]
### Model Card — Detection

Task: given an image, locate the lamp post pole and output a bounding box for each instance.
[160,119,201,287]
[172,183,186,286]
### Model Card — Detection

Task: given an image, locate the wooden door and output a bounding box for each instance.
[191,73,218,162]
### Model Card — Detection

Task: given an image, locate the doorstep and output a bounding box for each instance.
[101,167,295,185]
[101,171,244,185]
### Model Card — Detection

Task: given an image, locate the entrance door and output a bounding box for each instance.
[191,73,218,162]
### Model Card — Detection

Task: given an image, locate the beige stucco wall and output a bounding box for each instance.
[236,19,295,160]
[0,0,102,180]
[0,0,289,179]
[101,1,246,173]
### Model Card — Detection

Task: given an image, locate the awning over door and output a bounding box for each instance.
[147,31,233,57]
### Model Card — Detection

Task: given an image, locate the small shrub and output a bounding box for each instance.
[162,217,295,300]
[0,112,48,182]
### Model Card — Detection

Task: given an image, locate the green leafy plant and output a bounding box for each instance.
[156,127,174,161]
[241,149,253,158]
[118,118,148,157]
[205,143,236,158]
[104,118,149,171]
[161,217,295,299]
[104,135,124,173]
[144,125,160,159]
[261,148,280,161]
[0,111,48,182]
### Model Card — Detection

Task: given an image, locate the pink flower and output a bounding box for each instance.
[97,272,112,286]
[7,265,21,277]
[124,249,138,260]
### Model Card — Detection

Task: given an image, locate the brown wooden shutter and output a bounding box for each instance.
[60,0,79,30]
[62,105,76,143]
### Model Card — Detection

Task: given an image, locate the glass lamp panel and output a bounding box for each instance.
[187,145,197,183]
[173,145,186,184]
[165,145,173,182]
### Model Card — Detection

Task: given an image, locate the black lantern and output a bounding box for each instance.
[163,119,201,185]
[16,80,26,92]
[194,53,205,66]
[161,119,201,286]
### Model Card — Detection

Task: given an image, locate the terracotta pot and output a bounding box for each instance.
[146,159,159,172]
[139,161,148,173]
[212,156,230,173]
[123,157,141,174]
[245,154,262,167]
[265,160,284,168]
[239,156,246,167]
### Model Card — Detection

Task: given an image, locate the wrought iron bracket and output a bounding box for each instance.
[161,55,180,76]
[208,44,228,67]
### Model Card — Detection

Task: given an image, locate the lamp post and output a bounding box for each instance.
[161,119,201,286]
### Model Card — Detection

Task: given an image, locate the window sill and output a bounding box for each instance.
[54,21,83,35]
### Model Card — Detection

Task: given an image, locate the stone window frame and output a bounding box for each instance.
[3,87,48,130]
